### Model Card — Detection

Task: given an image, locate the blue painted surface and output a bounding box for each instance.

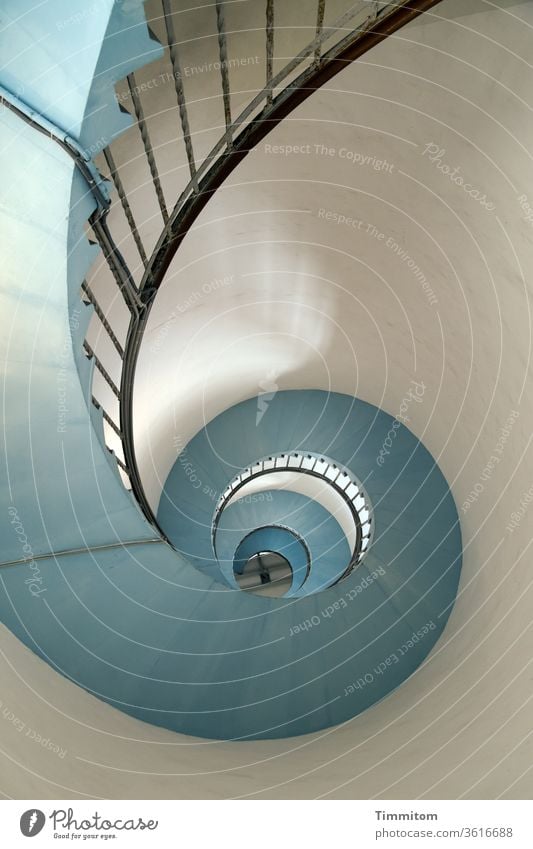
[0,0,162,150]
[215,489,352,595]
[0,0,463,741]
[232,526,309,594]
[0,0,159,565]
[146,389,463,737]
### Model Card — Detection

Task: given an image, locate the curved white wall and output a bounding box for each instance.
[2,0,532,799]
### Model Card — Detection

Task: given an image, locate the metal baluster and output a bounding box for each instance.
[266,0,274,104]
[81,281,124,357]
[215,0,233,145]
[92,397,123,438]
[103,148,148,267]
[161,0,199,191]
[90,216,142,315]
[127,72,169,223]
[114,454,130,475]
[314,0,325,67]
[337,473,350,490]
[84,341,121,398]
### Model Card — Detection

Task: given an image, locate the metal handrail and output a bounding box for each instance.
[137,0,397,298]
[79,0,443,532]
[211,451,374,584]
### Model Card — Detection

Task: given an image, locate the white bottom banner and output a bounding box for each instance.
[1,800,531,847]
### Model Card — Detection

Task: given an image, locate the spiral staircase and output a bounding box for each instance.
[0,0,531,799]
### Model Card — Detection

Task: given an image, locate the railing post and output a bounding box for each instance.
[215,0,233,146]
[161,0,199,192]
[103,148,148,267]
[266,0,274,104]
[127,72,169,223]
[81,280,125,357]
[314,0,326,67]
